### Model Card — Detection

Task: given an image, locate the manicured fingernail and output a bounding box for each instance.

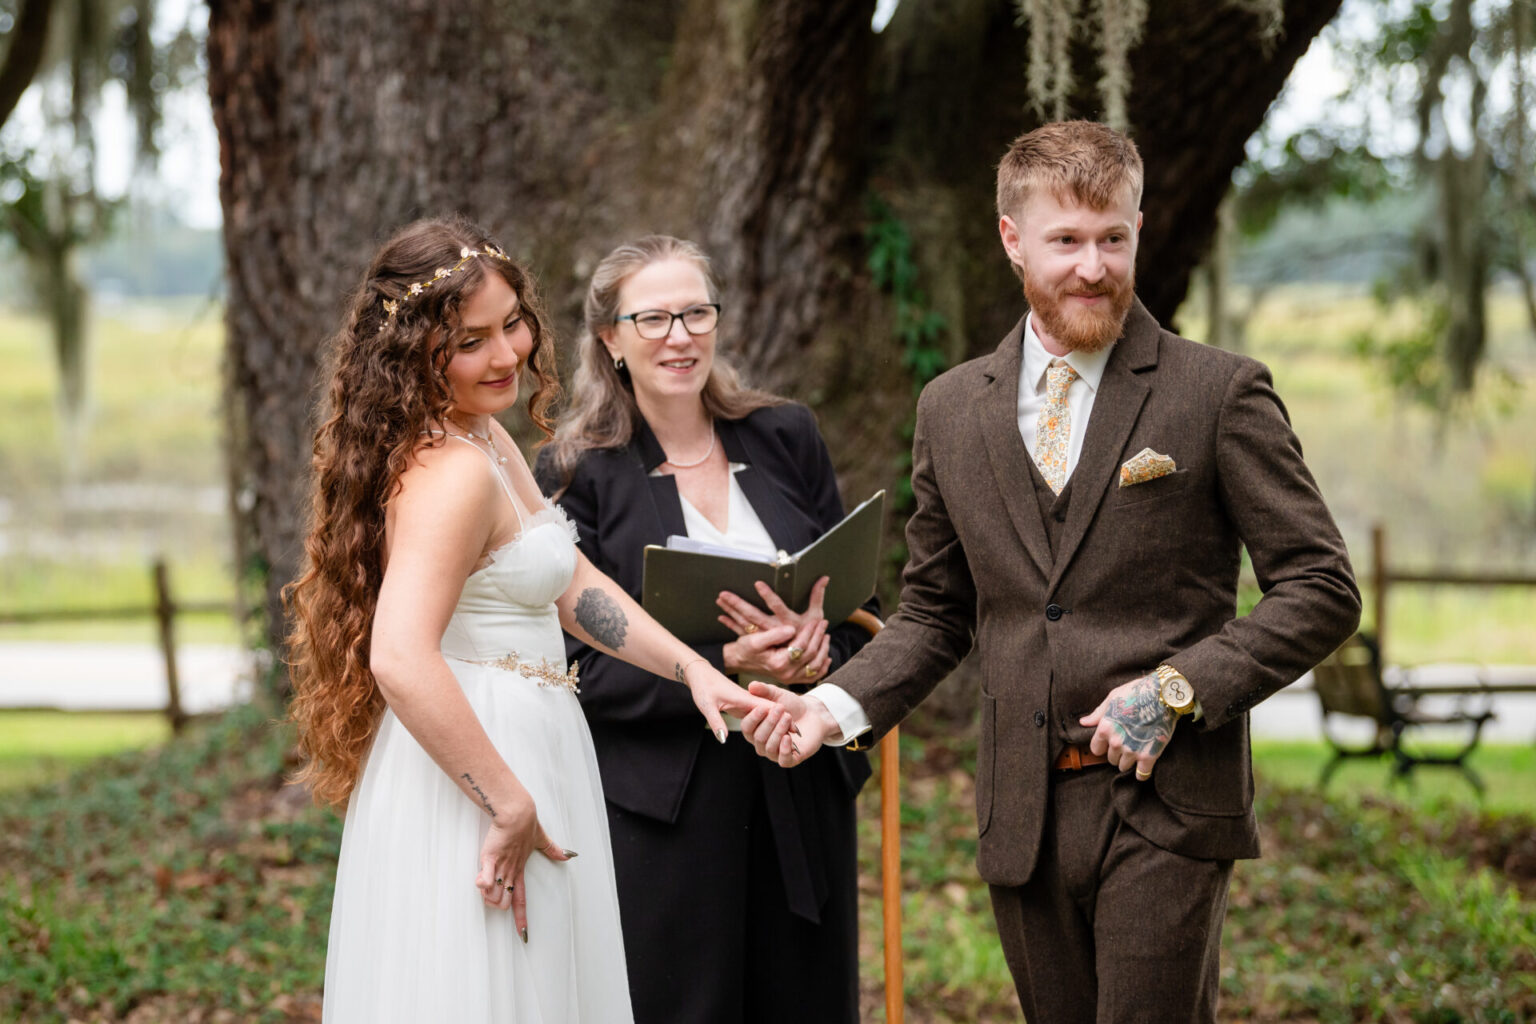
[564,849,579,858]
[715,726,728,744]
[521,927,529,943]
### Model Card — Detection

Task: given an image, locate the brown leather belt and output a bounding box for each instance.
[1053,744,1111,771]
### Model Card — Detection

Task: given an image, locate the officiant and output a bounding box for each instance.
[535,235,875,1024]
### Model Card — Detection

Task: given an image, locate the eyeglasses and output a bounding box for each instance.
[614,303,721,340]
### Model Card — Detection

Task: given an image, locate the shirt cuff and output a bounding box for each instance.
[807,684,871,746]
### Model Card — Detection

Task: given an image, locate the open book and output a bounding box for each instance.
[641,491,885,645]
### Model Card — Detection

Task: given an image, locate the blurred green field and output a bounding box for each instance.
[0,711,171,791]
[0,300,237,644]
[1,287,1534,662]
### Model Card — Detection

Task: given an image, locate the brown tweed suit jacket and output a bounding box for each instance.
[833,300,1361,887]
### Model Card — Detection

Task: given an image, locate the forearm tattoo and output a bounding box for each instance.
[1105,675,1175,755]
[575,587,628,650]
[460,772,496,818]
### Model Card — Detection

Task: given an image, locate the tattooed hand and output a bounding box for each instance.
[1079,672,1176,781]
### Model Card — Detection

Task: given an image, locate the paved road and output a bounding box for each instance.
[1,643,1532,743]
[0,643,256,714]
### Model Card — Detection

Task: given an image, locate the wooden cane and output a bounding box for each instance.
[845,609,903,1023]
[879,724,903,1023]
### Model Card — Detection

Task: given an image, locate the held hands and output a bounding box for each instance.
[678,658,779,744]
[1079,672,1177,781]
[717,576,833,686]
[473,788,574,941]
[739,680,838,767]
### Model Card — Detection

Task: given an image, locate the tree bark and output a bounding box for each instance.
[210,0,1343,662]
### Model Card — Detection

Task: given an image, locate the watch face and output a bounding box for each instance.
[1161,675,1192,709]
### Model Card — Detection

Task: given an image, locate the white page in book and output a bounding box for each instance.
[663,534,778,563]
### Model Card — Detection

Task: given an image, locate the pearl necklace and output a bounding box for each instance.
[449,421,507,464]
[662,425,716,469]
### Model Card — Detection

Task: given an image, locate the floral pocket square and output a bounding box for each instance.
[1119,447,1177,488]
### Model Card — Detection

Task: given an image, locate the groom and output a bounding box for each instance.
[744,121,1360,1022]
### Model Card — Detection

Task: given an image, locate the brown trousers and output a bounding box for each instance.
[989,766,1233,1023]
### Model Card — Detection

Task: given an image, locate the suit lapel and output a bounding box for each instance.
[721,419,802,552]
[978,318,1054,580]
[633,418,689,539]
[1048,301,1160,589]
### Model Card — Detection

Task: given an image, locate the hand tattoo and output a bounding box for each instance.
[575,588,628,650]
[1104,675,1175,756]
[460,772,496,817]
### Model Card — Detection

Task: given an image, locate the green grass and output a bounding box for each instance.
[850,727,1536,1022]
[0,708,1531,1023]
[0,712,172,791]
[1251,738,1536,815]
[0,703,336,1024]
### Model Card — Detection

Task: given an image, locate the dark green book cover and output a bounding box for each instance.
[641,491,885,645]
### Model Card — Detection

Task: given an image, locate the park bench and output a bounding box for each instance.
[1311,633,1496,795]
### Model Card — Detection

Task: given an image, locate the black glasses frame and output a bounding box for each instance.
[614,303,723,339]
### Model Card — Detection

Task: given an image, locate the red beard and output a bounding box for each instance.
[1024,270,1134,353]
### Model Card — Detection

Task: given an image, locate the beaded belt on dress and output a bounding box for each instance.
[454,651,580,694]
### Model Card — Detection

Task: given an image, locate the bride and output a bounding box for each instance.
[284,218,771,1023]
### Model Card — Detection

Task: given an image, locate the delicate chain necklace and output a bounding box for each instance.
[447,420,507,465]
[662,424,716,469]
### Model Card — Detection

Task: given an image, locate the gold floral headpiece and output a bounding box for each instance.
[379,244,512,331]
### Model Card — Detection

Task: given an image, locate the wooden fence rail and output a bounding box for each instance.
[1371,523,1536,663]
[0,558,237,733]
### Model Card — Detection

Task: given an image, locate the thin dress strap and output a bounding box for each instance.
[444,432,524,531]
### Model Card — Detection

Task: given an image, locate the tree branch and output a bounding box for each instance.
[0,0,56,131]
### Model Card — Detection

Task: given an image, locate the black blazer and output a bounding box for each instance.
[534,402,874,823]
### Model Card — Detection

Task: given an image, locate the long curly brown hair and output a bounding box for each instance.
[284,216,559,809]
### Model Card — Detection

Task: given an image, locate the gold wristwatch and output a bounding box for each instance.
[1154,664,1197,716]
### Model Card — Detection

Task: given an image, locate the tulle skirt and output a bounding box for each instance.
[322,658,633,1023]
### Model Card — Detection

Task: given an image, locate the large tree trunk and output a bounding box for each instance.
[210,0,1341,673]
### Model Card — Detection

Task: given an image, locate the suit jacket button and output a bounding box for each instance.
[1045,603,1063,621]
[1033,710,1046,727]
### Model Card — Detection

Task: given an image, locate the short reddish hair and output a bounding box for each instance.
[996,120,1143,221]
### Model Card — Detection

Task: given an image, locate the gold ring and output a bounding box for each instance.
[1135,768,1152,780]
[505,883,515,893]
[744,623,758,634]
[787,646,804,661]
[804,664,819,679]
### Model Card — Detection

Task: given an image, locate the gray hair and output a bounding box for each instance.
[543,235,783,493]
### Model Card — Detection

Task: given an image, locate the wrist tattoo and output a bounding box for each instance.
[575,588,628,650]
[674,657,705,686]
[460,772,496,818]
[1105,675,1175,755]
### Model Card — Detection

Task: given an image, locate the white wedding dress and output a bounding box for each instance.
[323,439,633,1023]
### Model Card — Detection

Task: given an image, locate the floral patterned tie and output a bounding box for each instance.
[1035,359,1077,494]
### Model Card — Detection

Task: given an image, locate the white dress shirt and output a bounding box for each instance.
[661,463,778,731]
[809,314,1116,744]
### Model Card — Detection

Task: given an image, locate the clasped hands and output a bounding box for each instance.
[717,575,832,686]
